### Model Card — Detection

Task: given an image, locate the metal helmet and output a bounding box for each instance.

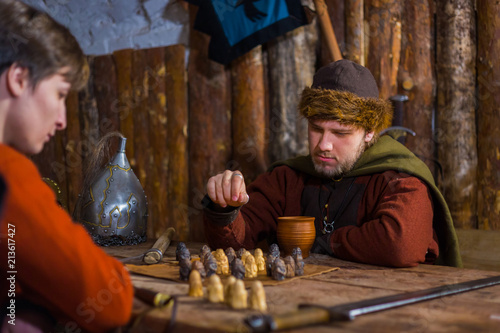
[75,137,148,246]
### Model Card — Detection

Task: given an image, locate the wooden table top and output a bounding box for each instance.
[104,240,500,333]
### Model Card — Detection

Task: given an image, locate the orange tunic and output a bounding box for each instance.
[0,144,134,332]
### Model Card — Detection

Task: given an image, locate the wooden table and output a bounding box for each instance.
[104,241,500,333]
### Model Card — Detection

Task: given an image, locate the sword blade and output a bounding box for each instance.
[245,275,500,332]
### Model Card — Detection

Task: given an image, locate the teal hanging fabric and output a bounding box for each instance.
[186,0,309,64]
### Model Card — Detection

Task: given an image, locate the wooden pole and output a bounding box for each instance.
[145,47,168,238]
[113,49,135,167]
[436,0,477,229]
[314,0,343,61]
[165,44,190,241]
[345,0,364,65]
[188,4,232,242]
[477,0,500,230]
[366,0,402,100]
[64,90,83,214]
[398,0,435,174]
[267,24,318,163]
[131,49,154,238]
[230,46,268,183]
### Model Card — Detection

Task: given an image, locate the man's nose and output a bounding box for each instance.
[318,133,333,151]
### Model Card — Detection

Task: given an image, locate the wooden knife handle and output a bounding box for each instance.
[144,227,176,264]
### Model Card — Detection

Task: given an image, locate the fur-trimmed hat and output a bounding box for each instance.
[299,60,393,133]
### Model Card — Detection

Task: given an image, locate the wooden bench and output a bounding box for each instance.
[456,229,500,272]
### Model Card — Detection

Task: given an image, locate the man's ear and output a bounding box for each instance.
[364,130,375,143]
[5,63,30,97]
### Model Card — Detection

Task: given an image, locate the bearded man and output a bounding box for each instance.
[203,59,461,268]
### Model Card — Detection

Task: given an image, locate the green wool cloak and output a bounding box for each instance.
[272,135,462,268]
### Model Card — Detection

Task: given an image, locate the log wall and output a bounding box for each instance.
[32,1,500,243]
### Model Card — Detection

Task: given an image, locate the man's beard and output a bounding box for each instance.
[312,139,366,178]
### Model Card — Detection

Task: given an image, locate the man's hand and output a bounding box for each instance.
[207,170,250,208]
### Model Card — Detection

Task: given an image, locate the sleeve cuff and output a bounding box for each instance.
[202,194,241,226]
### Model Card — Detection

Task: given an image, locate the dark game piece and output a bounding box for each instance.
[269,243,280,258]
[200,245,211,263]
[176,242,187,261]
[192,260,207,278]
[236,247,247,259]
[179,257,192,281]
[225,247,236,265]
[204,255,218,278]
[178,248,191,261]
[231,258,246,280]
[272,258,286,281]
[295,259,305,276]
[266,254,277,277]
[291,247,303,261]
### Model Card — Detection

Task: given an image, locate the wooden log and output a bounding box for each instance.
[93,54,120,153]
[365,0,402,100]
[78,56,100,173]
[317,0,344,65]
[165,44,190,241]
[131,49,154,238]
[144,47,167,239]
[188,4,232,242]
[64,90,82,215]
[267,22,318,163]
[345,0,364,65]
[230,46,267,183]
[476,0,500,230]
[113,49,135,167]
[398,0,435,174]
[435,0,477,229]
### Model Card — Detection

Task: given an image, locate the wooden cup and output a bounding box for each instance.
[276,216,316,258]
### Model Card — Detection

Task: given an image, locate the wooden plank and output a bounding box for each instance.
[165,44,190,241]
[366,0,402,100]
[230,46,267,183]
[476,0,500,230]
[435,0,477,229]
[398,0,435,174]
[93,54,120,152]
[187,4,232,242]
[64,90,83,215]
[113,49,135,168]
[345,0,364,65]
[131,49,153,239]
[78,56,99,161]
[456,229,500,272]
[267,24,318,162]
[145,47,168,238]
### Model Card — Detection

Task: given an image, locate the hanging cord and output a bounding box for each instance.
[320,177,357,234]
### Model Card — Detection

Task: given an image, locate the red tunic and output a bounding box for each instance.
[0,144,133,332]
[204,165,439,268]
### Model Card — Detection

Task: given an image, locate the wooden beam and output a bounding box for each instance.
[398,0,435,174]
[477,0,500,230]
[230,46,267,183]
[267,24,318,163]
[436,0,477,229]
[165,44,189,241]
[188,4,232,242]
[366,0,402,100]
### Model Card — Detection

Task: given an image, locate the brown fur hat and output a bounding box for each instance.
[299,60,393,133]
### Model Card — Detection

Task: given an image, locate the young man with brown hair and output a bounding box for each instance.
[0,0,134,331]
[203,59,462,268]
